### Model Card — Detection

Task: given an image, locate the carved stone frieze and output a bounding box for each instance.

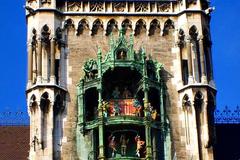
[135,2,149,12]
[113,2,126,12]
[90,2,104,12]
[157,2,171,12]
[67,2,81,12]
[41,0,51,4]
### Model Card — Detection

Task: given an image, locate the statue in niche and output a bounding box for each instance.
[101,101,109,118]
[122,87,132,99]
[108,134,117,157]
[113,101,121,116]
[117,50,127,60]
[135,135,145,157]
[148,103,157,120]
[120,134,129,156]
[112,86,120,99]
[155,62,163,82]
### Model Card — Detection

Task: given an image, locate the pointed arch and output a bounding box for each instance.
[41,24,51,43]
[40,92,50,149]
[91,19,103,36]
[64,18,75,29]
[149,19,160,36]
[121,19,132,33]
[106,19,118,36]
[134,19,146,36]
[162,19,174,36]
[189,25,198,40]
[77,19,89,36]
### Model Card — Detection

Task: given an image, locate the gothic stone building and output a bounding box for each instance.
[25,0,216,159]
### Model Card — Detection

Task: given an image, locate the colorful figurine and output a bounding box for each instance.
[112,86,120,99]
[108,134,117,157]
[120,134,129,156]
[135,135,145,157]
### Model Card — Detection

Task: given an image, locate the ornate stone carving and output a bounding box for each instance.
[157,2,171,12]
[90,2,104,12]
[177,29,185,48]
[135,2,148,12]
[187,0,197,5]
[67,2,81,12]
[189,25,198,40]
[55,27,63,46]
[41,0,51,4]
[113,2,126,12]
[83,59,98,81]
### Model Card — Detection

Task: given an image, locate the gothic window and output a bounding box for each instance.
[148,19,160,36]
[203,29,212,82]
[207,93,216,148]
[91,19,103,36]
[162,19,174,36]
[194,91,203,158]
[77,19,89,36]
[134,19,146,36]
[53,94,65,159]
[182,94,191,144]
[182,60,189,85]
[64,19,74,30]
[121,19,132,33]
[40,92,50,149]
[106,19,118,36]
[189,25,201,83]
[41,24,50,44]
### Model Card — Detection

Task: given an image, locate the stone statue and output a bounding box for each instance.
[83,59,98,80]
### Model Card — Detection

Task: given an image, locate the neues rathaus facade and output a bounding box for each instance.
[26,0,216,159]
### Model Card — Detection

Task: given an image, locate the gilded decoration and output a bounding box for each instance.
[135,2,149,12]
[113,2,126,12]
[157,2,171,12]
[67,2,81,12]
[90,2,104,12]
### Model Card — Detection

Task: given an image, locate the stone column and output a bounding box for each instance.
[186,38,193,84]
[37,39,42,83]
[199,36,207,83]
[50,37,56,84]
[77,80,84,124]
[97,87,105,160]
[28,42,33,87]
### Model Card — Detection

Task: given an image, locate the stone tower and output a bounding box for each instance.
[26,0,216,159]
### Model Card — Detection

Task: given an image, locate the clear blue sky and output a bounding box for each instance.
[0,0,239,112]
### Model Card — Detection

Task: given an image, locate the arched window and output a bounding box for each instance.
[162,19,174,36]
[91,19,103,36]
[106,19,118,36]
[40,92,50,149]
[77,19,89,36]
[148,19,160,36]
[134,19,146,36]
[182,94,191,144]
